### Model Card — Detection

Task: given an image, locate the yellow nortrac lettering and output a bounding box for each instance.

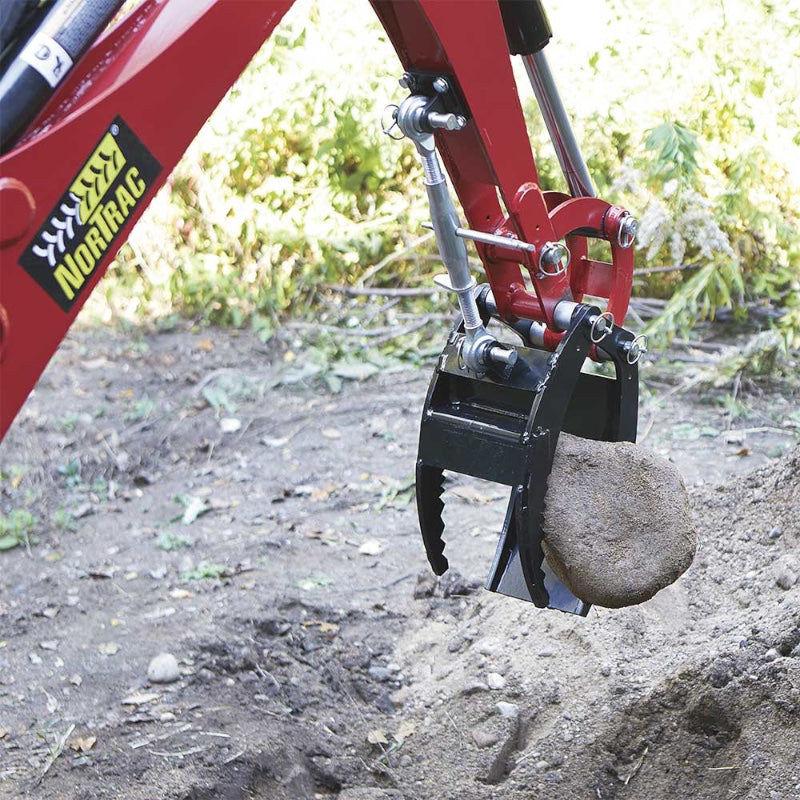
[53,254,85,301]
[51,160,151,302]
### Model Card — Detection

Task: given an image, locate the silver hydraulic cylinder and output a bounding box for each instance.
[522,50,595,199]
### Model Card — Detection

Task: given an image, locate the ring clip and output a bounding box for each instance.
[381,104,404,140]
[590,311,615,343]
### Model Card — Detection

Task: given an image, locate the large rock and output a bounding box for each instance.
[541,433,696,608]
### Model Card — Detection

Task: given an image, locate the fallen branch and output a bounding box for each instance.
[283,316,439,340]
[670,338,727,353]
[634,262,701,276]
[324,284,443,298]
[356,232,435,286]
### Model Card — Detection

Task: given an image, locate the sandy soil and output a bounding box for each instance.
[0,324,798,800]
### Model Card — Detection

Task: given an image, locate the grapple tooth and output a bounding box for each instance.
[416,461,449,575]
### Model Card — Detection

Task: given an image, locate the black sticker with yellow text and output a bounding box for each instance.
[20,117,161,311]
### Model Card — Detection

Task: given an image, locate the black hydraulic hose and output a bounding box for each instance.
[1,2,55,64]
[0,0,123,154]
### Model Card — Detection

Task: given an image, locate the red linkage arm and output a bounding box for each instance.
[372,0,633,331]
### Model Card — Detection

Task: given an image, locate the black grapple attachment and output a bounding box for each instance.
[416,300,639,616]
[381,55,643,616]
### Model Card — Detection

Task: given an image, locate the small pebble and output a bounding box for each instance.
[487,672,506,690]
[763,648,780,662]
[473,729,500,749]
[368,666,392,682]
[462,680,489,696]
[147,652,180,684]
[495,701,519,718]
[776,571,798,591]
[769,527,783,540]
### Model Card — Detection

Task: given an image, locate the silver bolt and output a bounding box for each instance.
[432,77,450,94]
[398,73,412,90]
[618,215,639,248]
[488,344,517,368]
[426,112,466,131]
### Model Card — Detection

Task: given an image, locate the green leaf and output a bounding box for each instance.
[0,535,20,551]
[295,574,333,591]
[332,362,379,380]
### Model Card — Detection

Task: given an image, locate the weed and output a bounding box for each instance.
[181,563,228,581]
[90,478,110,502]
[57,459,82,488]
[85,0,798,355]
[126,396,157,422]
[0,509,35,552]
[0,464,28,489]
[60,412,80,433]
[157,530,193,551]
[51,509,76,532]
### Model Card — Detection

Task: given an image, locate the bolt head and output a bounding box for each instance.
[433,77,449,93]
[399,73,411,90]
[619,215,639,248]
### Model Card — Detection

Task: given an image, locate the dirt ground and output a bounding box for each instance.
[1,323,799,800]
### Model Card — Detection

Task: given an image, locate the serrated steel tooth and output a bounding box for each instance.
[415,461,449,575]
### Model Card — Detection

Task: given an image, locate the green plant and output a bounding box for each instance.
[181,563,228,581]
[57,458,82,488]
[0,509,35,551]
[52,508,76,532]
[125,396,157,422]
[157,530,193,551]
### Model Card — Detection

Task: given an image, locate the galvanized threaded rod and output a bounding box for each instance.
[391,92,519,374]
[418,148,482,331]
[392,92,483,333]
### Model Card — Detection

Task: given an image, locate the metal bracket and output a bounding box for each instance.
[397,70,470,121]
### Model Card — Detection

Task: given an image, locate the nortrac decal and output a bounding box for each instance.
[20,117,161,311]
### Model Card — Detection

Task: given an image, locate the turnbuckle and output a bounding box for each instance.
[385,72,514,378]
